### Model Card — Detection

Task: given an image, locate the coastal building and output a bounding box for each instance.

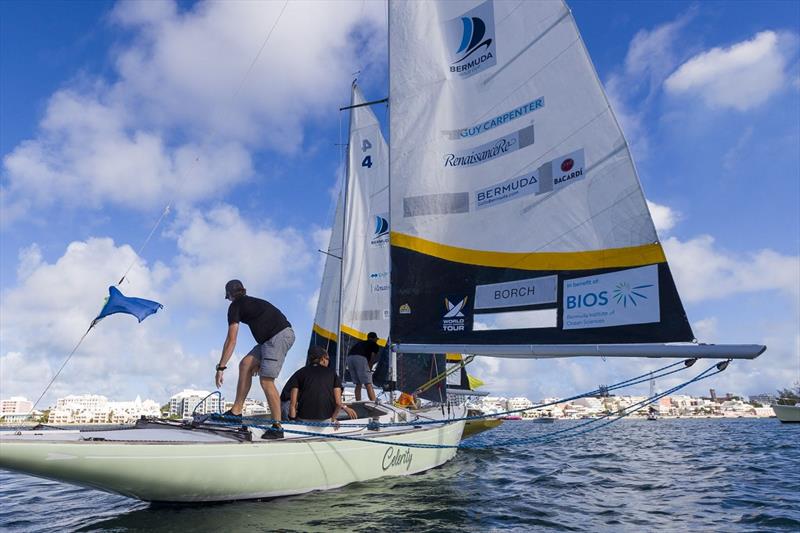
[1,396,33,415]
[47,394,162,424]
[168,389,224,418]
[507,397,535,417]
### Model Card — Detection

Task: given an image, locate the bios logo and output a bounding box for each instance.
[612,281,654,307]
[442,296,468,332]
[561,158,574,172]
[447,0,497,79]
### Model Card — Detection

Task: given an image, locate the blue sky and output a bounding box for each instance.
[1,0,798,407]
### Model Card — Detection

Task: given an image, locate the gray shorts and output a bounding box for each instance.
[248,327,295,379]
[347,354,372,385]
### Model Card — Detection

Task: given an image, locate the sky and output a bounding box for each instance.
[1,0,798,408]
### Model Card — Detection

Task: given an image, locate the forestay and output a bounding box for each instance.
[388,0,763,359]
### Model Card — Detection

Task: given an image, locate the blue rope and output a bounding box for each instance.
[199,360,730,449]
[205,358,700,429]
[191,390,223,417]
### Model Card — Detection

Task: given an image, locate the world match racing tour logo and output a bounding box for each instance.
[447,0,497,79]
[442,296,468,332]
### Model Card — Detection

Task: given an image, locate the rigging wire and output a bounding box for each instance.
[203,360,730,449]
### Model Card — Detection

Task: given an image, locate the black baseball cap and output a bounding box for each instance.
[224,279,245,299]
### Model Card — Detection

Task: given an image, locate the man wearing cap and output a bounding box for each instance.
[288,346,357,423]
[216,279,295,439]
[346,332,380,402]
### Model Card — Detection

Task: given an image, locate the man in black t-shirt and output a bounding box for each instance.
[346,332,380,402]
[215,279,295,439]
[288,346,357,422]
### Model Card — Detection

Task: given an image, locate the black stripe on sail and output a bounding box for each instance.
[390,245,694,345]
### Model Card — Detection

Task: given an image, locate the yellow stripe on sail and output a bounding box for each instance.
[391,232,667,270]
[446,353,463,362]
[340,324,387,347]
[312,323,337,342]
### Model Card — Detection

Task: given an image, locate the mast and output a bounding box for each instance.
[336,81,357,380]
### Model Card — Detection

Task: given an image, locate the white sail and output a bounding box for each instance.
[340,84,391,351]
[387,0,764,359]
[309,177,345,363]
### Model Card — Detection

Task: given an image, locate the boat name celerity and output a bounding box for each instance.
[382,446,413,471]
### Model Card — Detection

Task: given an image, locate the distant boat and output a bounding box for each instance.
[772,404,800,423]
[463,408,503,438]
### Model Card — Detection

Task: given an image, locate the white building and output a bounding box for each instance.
[507,397,535,417]
[1,396,33,415]
[169,389,224,418]
[243,398,269,417]
[47,394,162,424]
[0,396,36,423]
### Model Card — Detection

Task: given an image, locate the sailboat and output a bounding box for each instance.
[0,0,764,503]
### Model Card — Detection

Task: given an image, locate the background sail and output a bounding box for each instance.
[339,84,391,361]
[309,182,345,373]
[389,0,693,347]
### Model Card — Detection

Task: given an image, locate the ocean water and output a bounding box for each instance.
[1,418,798,532]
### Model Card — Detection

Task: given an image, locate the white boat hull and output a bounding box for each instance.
[0,408,465,502]
[772,404,800,423]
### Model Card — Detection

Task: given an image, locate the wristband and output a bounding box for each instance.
[216,364,227,371]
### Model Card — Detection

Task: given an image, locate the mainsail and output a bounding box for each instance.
[388,0,764,359]
[310,83,390,375]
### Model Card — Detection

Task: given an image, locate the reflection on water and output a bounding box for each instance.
[1,419,798,532]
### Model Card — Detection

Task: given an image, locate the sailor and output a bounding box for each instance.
[215,279,295,439]
[288,346,357,423]
[346,332,380,402]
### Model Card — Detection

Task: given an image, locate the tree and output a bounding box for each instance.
[776,383,800,405]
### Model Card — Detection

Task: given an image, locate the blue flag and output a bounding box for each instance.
[95,286,163,324]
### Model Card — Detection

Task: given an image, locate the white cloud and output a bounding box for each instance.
[665,31,796,110]
[0,204,317,405]
[604,11,692,155]
[0,237,190,405]
[2,0,387,222]
[167,204,313,310]
[664,234,800,303]
[692,317,718,342]
[3,89,253,215]
[647,200,679,234]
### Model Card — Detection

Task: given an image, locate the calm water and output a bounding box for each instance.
[1,419,798,532]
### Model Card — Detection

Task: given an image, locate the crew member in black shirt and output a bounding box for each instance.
[346,332,380,401]
[215,279,295,439]
[288,346,357,422]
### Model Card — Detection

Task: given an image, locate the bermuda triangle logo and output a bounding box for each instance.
[447,0,497,78]
[374,215,389,238]
[455,16,491,64]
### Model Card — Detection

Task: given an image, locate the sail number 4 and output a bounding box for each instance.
[362,139,372,168]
